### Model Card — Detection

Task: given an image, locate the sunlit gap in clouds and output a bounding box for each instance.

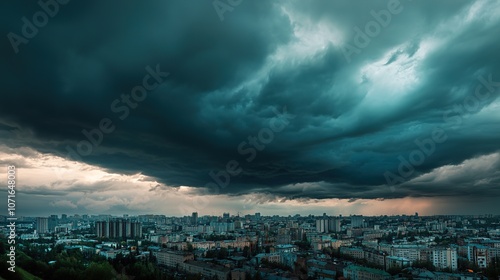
[359,39,435,102]
[278,5,344,61]
[0,145,175,214]
[221,6,345,104]
[0,145,159,187]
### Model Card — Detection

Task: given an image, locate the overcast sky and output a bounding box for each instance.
[1,0,500,217]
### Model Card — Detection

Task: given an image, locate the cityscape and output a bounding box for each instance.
[1,212,500,279]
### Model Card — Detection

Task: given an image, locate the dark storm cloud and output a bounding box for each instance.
[1,0,500,204]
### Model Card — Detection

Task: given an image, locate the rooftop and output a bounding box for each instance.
[344,265,391,276]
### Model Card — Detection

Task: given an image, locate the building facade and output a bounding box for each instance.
[36,217,49,234]
[431,248,458,271]
[156,250,194,268]
[343,265,391,280]
[95,219,142,238]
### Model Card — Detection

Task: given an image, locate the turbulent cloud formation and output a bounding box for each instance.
[1,0,500,215]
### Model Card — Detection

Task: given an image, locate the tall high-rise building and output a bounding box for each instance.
[191,212,198,225]
[255,213,261,220]
[223,212,230,220]
[48,215,58,232]
[351,215,364,228]
[36,217,49,234]
[468,245,489,269]
[95,219,142,239]
[316,218,341,233]
[329,218,341,232]
[316,219,328,233]
[432,248,457,271]
[234,221,243,229]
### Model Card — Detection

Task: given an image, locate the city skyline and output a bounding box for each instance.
[4,202,499,279]
[10,212,499,224]
[2,1,500,217]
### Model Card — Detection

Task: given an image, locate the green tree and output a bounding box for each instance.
[243,246,251,258]
[293,240,311,251]
[412,260,436,271]
[217,248,229,259]
[129,262,156,280]
[387,267,403,276]
[205,250,217,258]
[485,257,500,279]
[84,262,116,280]
[52,267,81,280]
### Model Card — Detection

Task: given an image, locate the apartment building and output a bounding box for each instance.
[95,219,142,238]
[386,256,411,271]
[156,250,194,268]
[343,265,391,280]
[182,261,230,280]
[341,247,364,259]
[431,248,458,271]
[390,245,424,262]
